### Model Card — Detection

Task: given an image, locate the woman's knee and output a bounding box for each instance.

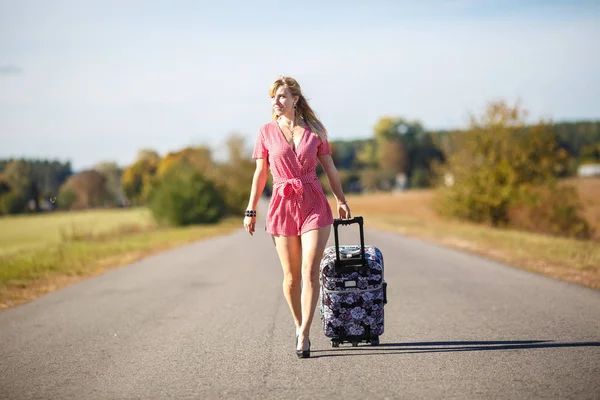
[301,262,320,283]
[283,270,302,287]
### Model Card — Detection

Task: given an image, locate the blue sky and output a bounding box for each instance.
[1,0,599,171]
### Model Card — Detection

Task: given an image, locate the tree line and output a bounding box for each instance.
[327,118,600,192]
[1,101,599,237]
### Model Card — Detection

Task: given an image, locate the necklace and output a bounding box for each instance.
[279,118,297,143]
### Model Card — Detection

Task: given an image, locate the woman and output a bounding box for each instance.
[243,76,351,359]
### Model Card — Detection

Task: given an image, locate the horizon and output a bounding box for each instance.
[1,117,599,173]
[2,0,599,171]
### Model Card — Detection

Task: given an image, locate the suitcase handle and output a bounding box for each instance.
[333,216,368,273]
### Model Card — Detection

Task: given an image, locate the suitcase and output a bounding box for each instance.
[319,216,387,347]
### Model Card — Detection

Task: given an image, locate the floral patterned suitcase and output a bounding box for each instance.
[319,217,387,347]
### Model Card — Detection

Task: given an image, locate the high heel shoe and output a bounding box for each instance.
[296,338,311,359]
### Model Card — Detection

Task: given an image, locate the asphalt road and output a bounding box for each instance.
[1,215,599,400]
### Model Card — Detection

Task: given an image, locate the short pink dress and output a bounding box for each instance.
[252,120,335,236]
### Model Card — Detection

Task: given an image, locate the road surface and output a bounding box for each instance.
[1,216,599,399]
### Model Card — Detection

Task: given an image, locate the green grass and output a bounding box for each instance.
[0,207,156,257]
[0,208,240,309]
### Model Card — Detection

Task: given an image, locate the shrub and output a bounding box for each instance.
[434,100,591,239]
[338,170,362,193]
[410,168,431,189]
[147,165,226,226]
[56,188,77,210]
[508,183,592,239]
[358,168,394,192]
[212,162,254,216]
[358,168,379,192]
[0,191,27,214]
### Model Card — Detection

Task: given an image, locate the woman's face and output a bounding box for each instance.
[271,85,297,117]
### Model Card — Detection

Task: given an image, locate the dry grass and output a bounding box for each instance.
[563,177,600,240]
[0,208,240,310]
[329,177,600,290]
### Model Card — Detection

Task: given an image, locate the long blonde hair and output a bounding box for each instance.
[269,76,328,141]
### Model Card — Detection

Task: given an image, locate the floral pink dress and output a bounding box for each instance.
[252,120,335,236]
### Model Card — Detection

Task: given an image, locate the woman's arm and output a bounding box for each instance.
[318,154,346,204]
[246,158,269,211]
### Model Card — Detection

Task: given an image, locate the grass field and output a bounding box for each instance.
[0,207,156,257]
[330,177,600,290]
[0,209,240,310]
[2,177,598,311]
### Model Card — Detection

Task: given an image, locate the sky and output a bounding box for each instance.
[1,0,599,171]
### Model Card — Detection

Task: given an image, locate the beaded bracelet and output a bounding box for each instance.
[245,210,257,217]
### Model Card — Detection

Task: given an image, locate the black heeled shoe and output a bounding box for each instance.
[296,338,311,359]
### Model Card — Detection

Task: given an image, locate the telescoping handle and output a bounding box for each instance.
[333,216,367,273]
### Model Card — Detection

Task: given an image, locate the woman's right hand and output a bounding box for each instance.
[244,216,256,236]
[338,202,351,220]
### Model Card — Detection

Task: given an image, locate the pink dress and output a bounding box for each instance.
[252,120,335,236]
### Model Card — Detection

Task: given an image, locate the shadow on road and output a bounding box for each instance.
[309,340,600,358]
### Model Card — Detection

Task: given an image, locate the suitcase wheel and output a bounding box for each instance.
[370,336,380,346]
[351,341,359,347]
[331,339,340,348]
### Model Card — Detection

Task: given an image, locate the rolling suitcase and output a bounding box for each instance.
[319,216,387,347]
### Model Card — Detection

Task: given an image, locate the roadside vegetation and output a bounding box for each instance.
[331,177,599,290]
[1,100,599,310]
[0,208,239,309]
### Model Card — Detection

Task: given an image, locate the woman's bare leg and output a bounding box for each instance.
[297,225,331,350]
[272,234,303,333]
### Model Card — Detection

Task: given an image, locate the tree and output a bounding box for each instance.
[1,160,39,212]
[56,188,77,210]
[356,140,377,168]
[213,134,255,215]
[94,161,123,206]
[329,141,350,170]
[378,139,408,175]
[30,160,72,200]
[0,158,73,213]
[435,100,590,238]
[580,143,600,164]
[58,170,111,209]
[121,150,160,205]
[156,146,214,178]
[147,164,226,226]
[0,178,10,196]
[359,116,438,190]
[410,133,445,188]
[378,139,409,190]
[135,149,161,164]
[0,191,28,215]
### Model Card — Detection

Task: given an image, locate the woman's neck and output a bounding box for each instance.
[279,115,297,127]
[278,114,302,128]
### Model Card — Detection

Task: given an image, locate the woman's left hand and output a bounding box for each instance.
[244,216,256,236]
[337,202,351,220]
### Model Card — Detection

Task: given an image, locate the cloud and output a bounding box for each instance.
[0,64,23,75]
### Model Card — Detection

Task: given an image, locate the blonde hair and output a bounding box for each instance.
[269,76,328,141]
